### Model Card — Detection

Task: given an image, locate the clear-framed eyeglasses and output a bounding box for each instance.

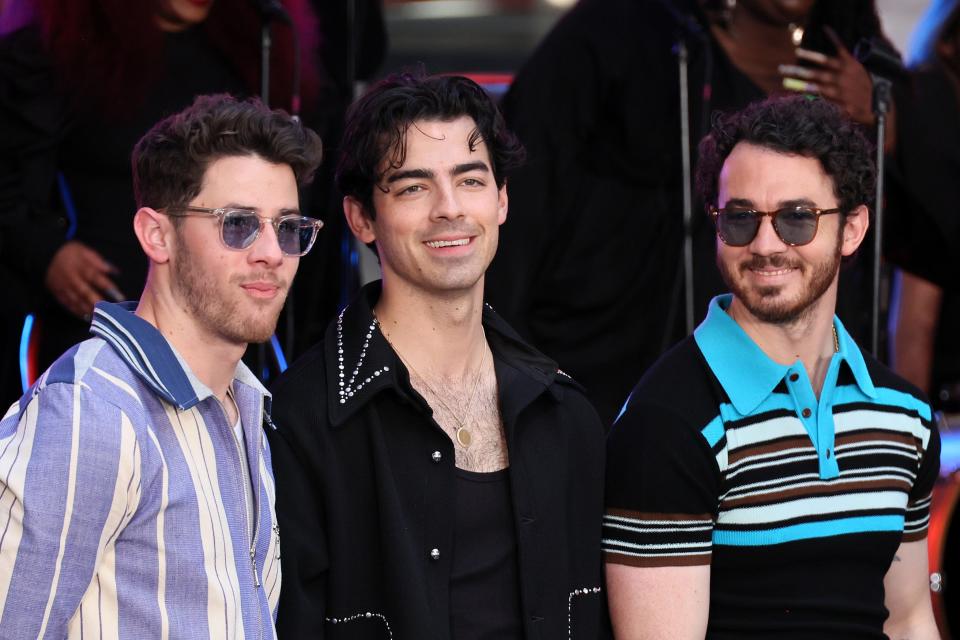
[162,206,324,257]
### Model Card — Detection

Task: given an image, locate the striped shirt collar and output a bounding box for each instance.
[90,301,268,410]
[694,294,876,415]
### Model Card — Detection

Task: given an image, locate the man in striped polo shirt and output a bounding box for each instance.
[0,94,322,637]
[604,96,940,639]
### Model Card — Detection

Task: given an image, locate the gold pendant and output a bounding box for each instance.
[456,427,472,448]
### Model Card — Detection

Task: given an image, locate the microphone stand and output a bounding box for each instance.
[870,76,892,357]
[657,2,711,345]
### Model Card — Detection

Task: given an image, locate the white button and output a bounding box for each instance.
[430,548,440,561]
[431,451,442,463]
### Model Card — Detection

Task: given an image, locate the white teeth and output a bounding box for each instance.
[426,238,469,248]
[752,268,794,276]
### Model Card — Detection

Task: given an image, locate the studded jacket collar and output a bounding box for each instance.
[326,281,567,428]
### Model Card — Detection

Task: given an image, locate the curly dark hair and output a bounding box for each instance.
[132,93,323,211]
[696,95,876,217]
[336,71,525,219]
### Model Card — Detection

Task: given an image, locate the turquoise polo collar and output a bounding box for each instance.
[694,294,877,416]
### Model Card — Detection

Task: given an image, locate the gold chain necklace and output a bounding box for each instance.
[375,315,486,448]
[832,324,840,353]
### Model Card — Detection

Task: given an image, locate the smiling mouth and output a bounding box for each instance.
[425,238,470,248]
[750,267,796,277]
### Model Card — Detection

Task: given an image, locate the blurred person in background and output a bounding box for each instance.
[488,0,897,425]
[0,0,386,407]
[888,0,960,415]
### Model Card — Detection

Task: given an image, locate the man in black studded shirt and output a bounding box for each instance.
[267,72,608,639]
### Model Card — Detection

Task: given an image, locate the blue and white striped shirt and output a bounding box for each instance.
[0,302,281,638]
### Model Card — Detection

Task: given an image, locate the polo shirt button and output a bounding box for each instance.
[789,373,799,382]
[431,451,442,463]
[801,408,812,418]
[826,448,832,459]
[430,548,440,561]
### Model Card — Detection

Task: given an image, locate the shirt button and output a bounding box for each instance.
[431,451,442,463]
[826,448,832,459]
[801,408,812,418]
[789,373,799,382]
[430,548,440,561]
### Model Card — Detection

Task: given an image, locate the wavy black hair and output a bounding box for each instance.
[132,93,323,212]
[336,71,525,219]
[696,95,875,217]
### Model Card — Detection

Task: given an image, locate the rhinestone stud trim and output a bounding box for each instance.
[568,586,602,639]
[337,309,390,405]
[325,611,393,639]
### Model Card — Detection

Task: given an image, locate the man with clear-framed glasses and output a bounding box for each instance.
[0,93,322,638]
[604,96,941,639]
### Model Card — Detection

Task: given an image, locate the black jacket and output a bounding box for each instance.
[268,282,607,639]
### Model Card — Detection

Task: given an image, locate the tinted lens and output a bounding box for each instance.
[276,217,317,256]
[221,210,261,249]
[716,210,760,246]
[773,208,819,245]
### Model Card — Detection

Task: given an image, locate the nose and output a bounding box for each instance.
[748,214,787,256]
[247,218,285,267]
[431,182,464,221]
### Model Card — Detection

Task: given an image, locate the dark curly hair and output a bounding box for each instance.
[696,95,876,217]
[132,93,323,211]
[336,71,525,219]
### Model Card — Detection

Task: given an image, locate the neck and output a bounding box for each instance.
[135,280,245,404]
[727,290,838,395]
[374,279,487,380]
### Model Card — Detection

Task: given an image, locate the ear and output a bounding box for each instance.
[343,196,377,244]
[497,183,508,225]
[133,207,174,264]
[840,204,869,257]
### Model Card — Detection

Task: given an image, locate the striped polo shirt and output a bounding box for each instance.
[604,295,940,638]
[0,302,281,638]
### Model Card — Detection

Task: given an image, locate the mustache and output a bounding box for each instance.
[233,273,287,289]
[739,255,801,272]
[421,221,481,237]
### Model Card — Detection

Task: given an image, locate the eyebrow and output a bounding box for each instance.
[383,161,491,185]
[723,197,819,209]
[384,169,433,184]
[224,203,301,216]
[452,161,490,176]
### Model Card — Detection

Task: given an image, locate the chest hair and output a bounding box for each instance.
[410,363,507,472]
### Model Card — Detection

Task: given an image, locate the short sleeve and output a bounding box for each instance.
[902,414,940,542]
[603,400,723,567]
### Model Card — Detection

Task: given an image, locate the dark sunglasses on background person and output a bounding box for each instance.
[710,205,842,247]
[161,206,324,256]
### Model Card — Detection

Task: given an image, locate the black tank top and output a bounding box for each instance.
[449,467,523,639]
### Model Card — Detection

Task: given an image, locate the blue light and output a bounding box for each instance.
[19,314,35,392]
[269,334,288,373]
[941,431,960,475]
[57,173,78,240]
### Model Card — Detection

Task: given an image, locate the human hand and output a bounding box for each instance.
[44,241,125,319]
[779,27,877,127]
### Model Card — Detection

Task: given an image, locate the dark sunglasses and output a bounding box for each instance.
[710,206,842,247]
[162,206,324,256]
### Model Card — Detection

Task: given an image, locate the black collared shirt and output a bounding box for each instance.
[268,281,608,639]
